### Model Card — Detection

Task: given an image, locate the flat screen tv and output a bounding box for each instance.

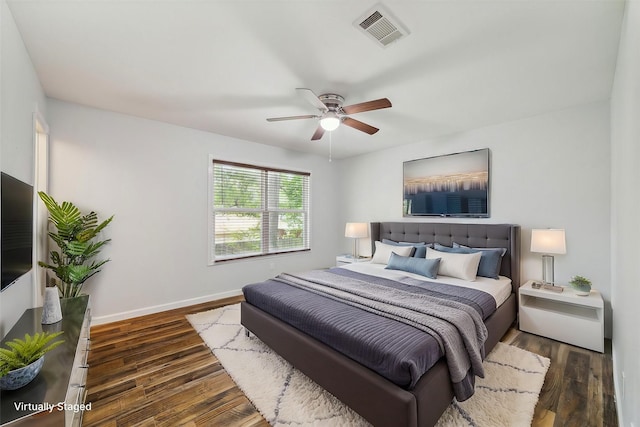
[1,172,34,291]
[403,148,490,217]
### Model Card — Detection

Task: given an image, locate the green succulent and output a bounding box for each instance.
[569,275,592,287]
[38,192,114,298]
[0,331,64,376]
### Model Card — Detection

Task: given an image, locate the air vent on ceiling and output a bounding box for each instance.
[354,4,410,48]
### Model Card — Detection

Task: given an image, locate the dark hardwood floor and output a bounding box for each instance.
[84,298,617,426]
[83,296,267,427]
[501,330,618,427]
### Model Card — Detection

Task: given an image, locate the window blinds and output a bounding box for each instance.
[212,160,310,261]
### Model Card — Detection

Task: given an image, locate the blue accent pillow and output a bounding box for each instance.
[434,243,504,279]
[453,243,506,278]
[385,252,441,279]
[382,239,432,258]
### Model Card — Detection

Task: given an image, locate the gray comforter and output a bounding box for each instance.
[242,268,495,401]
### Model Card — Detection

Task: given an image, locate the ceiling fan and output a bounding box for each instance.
[266,88,392,141]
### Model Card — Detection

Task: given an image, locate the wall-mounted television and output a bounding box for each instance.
[1,172,34,291]
[403,148,490,217]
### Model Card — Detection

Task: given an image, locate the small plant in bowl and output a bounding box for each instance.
[569,275,592,296]
[0,331,64,390]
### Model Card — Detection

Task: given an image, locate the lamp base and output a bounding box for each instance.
[541,254,555,286]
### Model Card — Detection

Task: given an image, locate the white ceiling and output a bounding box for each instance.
[7,0,625,159]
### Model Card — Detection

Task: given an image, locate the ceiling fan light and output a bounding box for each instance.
[320,114,340,131]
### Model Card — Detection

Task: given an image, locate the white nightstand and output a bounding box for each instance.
[336,254,372,267]
[519,280,604,352]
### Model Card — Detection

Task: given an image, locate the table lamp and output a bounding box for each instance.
[530,228,566,286]
[345,222,368,259]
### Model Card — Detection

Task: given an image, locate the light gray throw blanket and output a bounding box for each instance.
[275,270,488,399]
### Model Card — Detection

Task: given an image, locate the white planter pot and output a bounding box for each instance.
[41,287,62,324]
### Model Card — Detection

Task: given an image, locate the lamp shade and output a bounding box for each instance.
[345,222,368,239]
[531,229,566,254]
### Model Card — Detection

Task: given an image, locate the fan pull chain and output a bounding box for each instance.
[329,131,332,162]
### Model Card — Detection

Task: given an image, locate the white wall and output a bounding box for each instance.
[47,99,340,323]
[336,101,612,337]
[0,0,47,337]
[610,1,640,425]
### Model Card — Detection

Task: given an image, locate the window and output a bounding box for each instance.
[210,160,310,262]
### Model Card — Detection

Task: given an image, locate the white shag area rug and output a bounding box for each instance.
[187,304,550,427]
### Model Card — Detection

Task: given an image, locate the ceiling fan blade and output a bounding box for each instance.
[297,88,328,112]
[311,125,325,141]
[342,117,379,135]
[266,114,318,122]
[342,98,392,115]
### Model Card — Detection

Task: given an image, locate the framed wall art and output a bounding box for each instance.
[403,148,490,217]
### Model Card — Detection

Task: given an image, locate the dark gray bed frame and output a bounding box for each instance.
[241,222,520,427]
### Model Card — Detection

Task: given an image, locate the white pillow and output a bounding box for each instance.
[371,241,414,264]
[425,247,482,281]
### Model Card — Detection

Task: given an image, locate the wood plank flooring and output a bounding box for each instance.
[83,296,267,427]
[84,298,617,427]
[502,329,618,427]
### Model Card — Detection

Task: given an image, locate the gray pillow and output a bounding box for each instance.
[385,252,441,279]
[382,239,432,258]
[434,243,504,279]
[453,242,507,257]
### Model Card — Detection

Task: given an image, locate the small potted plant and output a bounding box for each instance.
[569,275,592,296]
[0,331,64,390]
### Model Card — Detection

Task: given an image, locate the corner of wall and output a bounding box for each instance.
[610,0,640,425]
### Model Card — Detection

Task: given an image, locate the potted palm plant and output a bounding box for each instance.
[38,192,114,298]
[0,331,64,390]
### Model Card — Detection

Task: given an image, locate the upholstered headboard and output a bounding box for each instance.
[370,222,521,293]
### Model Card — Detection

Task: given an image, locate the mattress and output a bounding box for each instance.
[243,266,504,395]
[340,261,513,308]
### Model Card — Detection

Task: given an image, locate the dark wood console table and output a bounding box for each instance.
[0,296,90,426]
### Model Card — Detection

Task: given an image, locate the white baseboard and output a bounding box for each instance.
[90,289,243,326]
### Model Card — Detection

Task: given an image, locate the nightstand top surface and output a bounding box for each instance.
[336,254,371,262]
[520,280,603,308]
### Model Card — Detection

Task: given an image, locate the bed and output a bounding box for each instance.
[241,222,520,427]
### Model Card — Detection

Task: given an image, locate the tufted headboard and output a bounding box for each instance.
[370,222,521,293]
